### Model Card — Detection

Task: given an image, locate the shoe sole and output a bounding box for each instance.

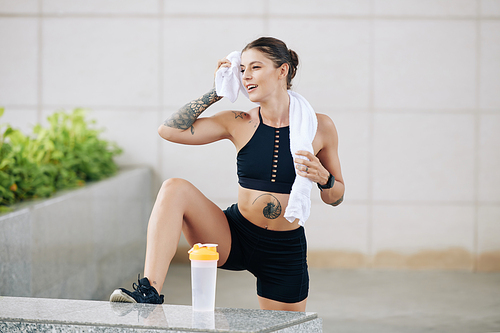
[109,289,137,303]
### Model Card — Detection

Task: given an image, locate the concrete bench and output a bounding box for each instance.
[0,297,322,332]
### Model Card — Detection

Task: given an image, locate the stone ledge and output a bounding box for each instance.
[0,297,322,333]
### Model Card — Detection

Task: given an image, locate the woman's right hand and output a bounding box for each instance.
[214,58,232,79]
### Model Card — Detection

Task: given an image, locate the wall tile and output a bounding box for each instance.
[478,205,500,252]
[477,205,500,271]
[478,114,500,202]
[163,17,264,107]
[268,18,371,109]
[0,18,38,105]
[374,20,476,110]
[41,109,160,169]
[331,112,371,201]
[0,109,38,134]
[269,0,371,16]
[481,0,500,16]
[372,204,475,252]
[159,112,239,201]
[90,110,160,169]
[42,0,159,14]
[372,113,475,202]
[42,17,159,107]
[164,0,265,15]
[306,202,369,253]
[374,0,477,17]
[0,0,38,14]
[480,21,500,110]
[161,141,239,202]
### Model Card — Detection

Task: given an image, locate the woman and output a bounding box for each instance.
[110,37,344,312]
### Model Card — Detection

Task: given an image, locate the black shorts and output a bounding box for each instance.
[220,204,309,303]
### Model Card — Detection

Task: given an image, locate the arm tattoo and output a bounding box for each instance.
[329,195,344,206]
[164,88,222,134]
[252,194,282,219]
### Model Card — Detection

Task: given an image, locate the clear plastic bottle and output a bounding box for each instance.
[188,243,219,312]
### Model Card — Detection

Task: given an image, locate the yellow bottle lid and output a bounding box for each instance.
[188,243,219,261]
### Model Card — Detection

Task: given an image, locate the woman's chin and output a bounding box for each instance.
[248,94,259,103]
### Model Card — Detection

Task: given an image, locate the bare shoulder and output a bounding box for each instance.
[317,113,337,133]
[217,107,260,126]
[213,108,257,121]
[314,113,339,150]
[225,109,259,127]
[213,107,260,148]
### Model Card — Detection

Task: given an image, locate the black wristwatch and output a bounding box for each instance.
[317,173,335,191]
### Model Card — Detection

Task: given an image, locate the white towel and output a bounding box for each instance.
[214,51,248,103]
[215,52,318,226]
[283,90,318,226]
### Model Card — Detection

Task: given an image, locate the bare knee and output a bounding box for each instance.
[158,178,192,198]
[160,177,191,189]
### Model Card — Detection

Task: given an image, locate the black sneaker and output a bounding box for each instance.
[109,275,164,304]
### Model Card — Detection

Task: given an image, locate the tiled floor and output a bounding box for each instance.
[116,264,500,333]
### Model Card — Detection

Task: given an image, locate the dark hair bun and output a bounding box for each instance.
[288,49,299,81]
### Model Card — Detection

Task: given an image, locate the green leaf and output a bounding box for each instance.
[0,206,13,214]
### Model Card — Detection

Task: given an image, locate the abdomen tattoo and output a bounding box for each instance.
[252,193,282,220]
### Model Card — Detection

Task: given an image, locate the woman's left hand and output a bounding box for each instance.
[294,150,330,186]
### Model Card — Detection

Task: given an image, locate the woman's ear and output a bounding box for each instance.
[279,63,289,79]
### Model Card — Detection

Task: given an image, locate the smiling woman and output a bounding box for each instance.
[110,37,345,312]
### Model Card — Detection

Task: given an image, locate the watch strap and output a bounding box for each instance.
[317,173,335,191]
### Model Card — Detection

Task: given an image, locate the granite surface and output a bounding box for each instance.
[0,297,321,332]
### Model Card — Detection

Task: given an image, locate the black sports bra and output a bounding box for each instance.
[237,109,296,194]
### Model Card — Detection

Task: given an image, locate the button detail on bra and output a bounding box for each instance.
[271,129,279,182]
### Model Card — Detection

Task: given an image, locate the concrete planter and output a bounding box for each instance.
[0,167,152,301]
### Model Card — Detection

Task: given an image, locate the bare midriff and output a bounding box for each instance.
[237,186,300,231]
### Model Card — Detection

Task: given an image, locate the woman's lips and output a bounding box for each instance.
[246,84,258,92]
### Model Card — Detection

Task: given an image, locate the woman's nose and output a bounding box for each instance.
[242,69,251,80]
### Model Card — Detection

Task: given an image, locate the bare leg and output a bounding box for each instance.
[143,178,231,294]
[258,296,307,312]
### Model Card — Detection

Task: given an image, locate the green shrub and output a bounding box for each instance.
[0,108,122,212]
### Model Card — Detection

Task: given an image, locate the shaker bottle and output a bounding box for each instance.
[188,243,219,312]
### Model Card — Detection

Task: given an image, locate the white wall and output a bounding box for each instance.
[1,0,499,270]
